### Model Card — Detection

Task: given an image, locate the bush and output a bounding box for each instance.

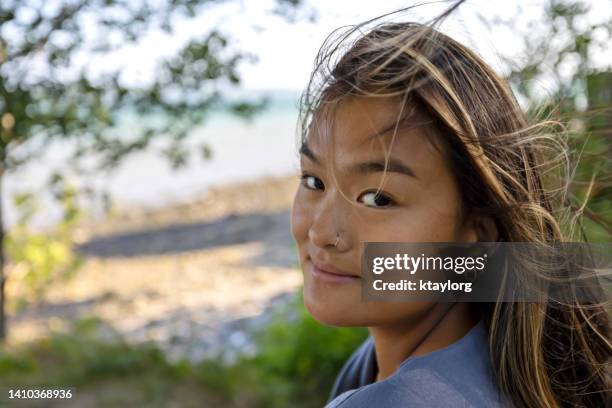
[0,293,368,407]
[195,291,369,408]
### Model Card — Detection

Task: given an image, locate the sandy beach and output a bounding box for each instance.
[7,174,303,361]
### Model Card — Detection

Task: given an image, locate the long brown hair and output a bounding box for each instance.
[298,6,611,408]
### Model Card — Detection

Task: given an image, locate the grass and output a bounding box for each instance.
[0,292,368,408]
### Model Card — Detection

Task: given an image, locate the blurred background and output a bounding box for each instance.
[0,0,610,406]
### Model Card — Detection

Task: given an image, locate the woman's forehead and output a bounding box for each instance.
[306,95,442,162]
[314,96,406,138]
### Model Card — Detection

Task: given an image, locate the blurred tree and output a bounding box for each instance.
[6,175,83,307]
[0,0,312,340]
[479,0,612,239]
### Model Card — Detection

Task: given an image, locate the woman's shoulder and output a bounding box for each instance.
[328,336,377,401]
[327,372,506,408]
[327,321,510,408]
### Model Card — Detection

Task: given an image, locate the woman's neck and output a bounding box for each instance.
[370,303,478,382]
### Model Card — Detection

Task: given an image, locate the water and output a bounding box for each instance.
[5,89,302,229]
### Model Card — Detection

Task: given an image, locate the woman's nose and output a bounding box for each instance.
[308,190,348,250]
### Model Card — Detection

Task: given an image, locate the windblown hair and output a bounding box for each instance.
[298,6,611,408]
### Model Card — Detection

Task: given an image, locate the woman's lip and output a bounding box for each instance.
[310,262,360,284]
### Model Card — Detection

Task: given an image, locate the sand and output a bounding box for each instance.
[7,174,303,361]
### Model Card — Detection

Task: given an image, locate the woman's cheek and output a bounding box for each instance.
[356,212,415,242]
[290,192,311,246]
[358,210,455,242]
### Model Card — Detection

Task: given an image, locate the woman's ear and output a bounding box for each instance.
[473,216,499,242]
[459,214,499,242]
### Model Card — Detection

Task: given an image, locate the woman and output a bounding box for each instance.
[289,9,611,408]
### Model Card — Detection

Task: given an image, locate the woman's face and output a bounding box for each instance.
[291,96,478,327]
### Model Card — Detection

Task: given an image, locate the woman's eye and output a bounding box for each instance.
[301,174,325,191]
[358,191,394,208]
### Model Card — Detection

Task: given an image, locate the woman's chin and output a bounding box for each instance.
[302,284,436,328]
[303,287,364,327]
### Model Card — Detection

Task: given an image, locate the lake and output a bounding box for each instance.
[5,89,302,229]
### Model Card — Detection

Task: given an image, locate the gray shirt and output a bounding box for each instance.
[326,321,508,407]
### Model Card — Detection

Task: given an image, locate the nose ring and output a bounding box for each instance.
[333,233,340,248]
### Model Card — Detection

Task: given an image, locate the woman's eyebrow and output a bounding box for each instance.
[299,142,320,164]
[351,159,417,179]
[299,142,417,178]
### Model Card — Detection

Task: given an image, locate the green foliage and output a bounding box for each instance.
[6,177,83,304]
[197,292,369,408]
[483,0,612,240]
[0,294,367,407]
[0,317,166,384]
[0,317,224,407]
[493,0,612,107]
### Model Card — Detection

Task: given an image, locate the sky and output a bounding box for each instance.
[98,0,612,93]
